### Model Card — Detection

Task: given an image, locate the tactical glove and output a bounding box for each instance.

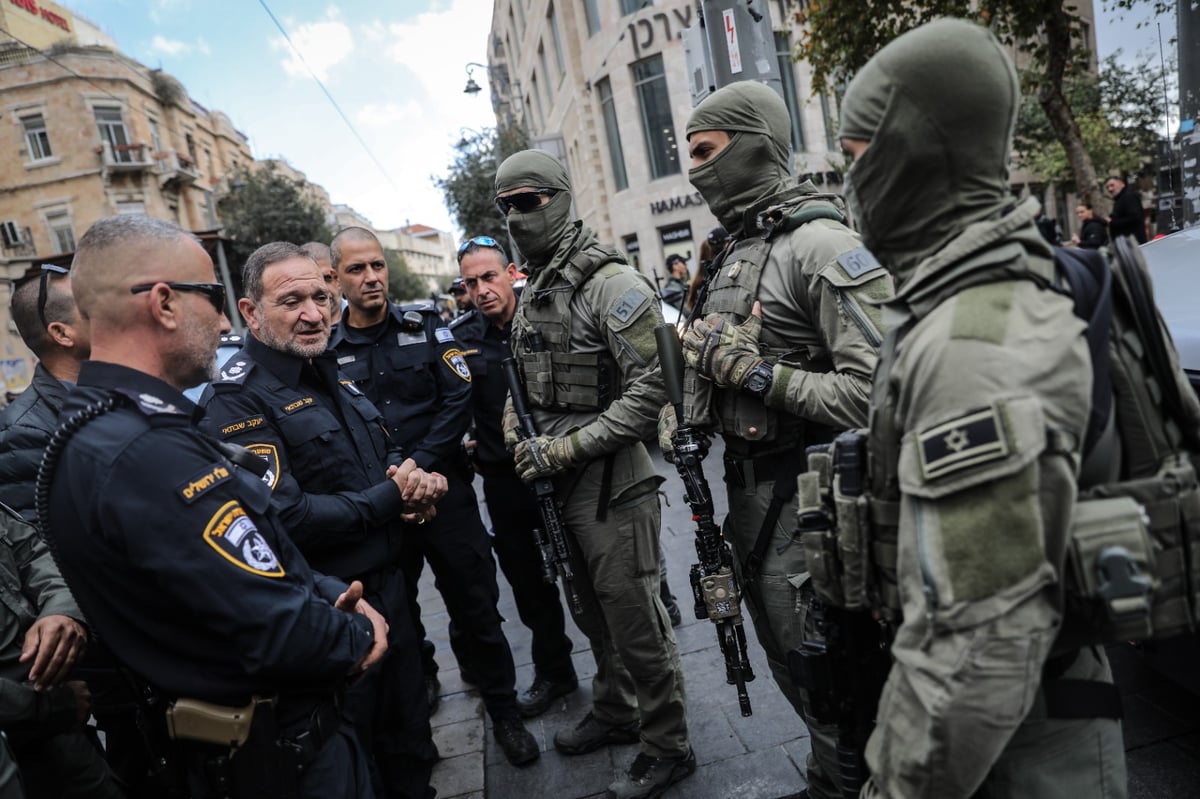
[681,311,765,389]
[513,434,576,481]
[502,398,521,452]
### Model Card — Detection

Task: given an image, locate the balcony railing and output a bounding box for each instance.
[97,141,152,172]
[157,150,200,187]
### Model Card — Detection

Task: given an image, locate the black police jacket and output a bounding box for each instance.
[331,304,472,471]
[199,335,408,580]
[46,361,373,705]
[0,364,68,522]
[449,309,517,476]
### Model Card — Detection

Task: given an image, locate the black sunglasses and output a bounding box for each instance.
[494,189,557,216]
[456,235,508,263]
[130,281,227,315]
[37,263,70,329]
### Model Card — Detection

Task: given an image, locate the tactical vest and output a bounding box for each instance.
[809,241,1200,645]
[511,243,624,413]
[683,203,846,454]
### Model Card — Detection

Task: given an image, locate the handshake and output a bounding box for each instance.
[387,458,447,525]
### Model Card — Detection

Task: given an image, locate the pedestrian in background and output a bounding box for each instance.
[1106,174,1147,243]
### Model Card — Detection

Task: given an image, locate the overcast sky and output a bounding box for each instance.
[64,0,1177,236]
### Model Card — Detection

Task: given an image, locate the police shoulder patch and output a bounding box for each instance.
[441,348,472,382]
[917,406,1009,481]
[177,462,233,504]
[610,286,649,325]
[836,247,884,279]
[202,501,285,578]
[244,443,281,489]
[435,327,456,344]
[218,414,267,439]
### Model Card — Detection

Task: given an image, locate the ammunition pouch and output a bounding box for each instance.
[518,349,618,412]
[798,431,901,620]
[1063,454,1200,645]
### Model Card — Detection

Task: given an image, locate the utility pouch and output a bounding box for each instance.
[521,350,555,407]
[166,697,257,748]
[797,469,843,607]
[787,640,836,725]
[1067,496,1157,642]
[834,489,872,611]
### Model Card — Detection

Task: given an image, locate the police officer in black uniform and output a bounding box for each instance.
[328,227,538,766]
[198,241,446,799]
[450,236,580,717]
[44,216,385,799]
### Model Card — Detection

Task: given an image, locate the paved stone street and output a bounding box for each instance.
[416,443,1200,799]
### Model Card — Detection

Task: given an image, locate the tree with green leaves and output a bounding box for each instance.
[217,163,333,269]
[1016,52,1172,185]
[791,0,1170,208]
[433,125,528,241]
[383,248,431,303]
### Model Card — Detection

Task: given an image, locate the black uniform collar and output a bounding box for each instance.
[333,303,405,346]
[243,334,340,390]
[77,361,200,422]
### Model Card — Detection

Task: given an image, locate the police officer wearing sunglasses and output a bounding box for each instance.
[495,150,693,799]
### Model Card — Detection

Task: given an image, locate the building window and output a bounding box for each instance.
[774,33,805,153]
[584,0,601,36]
[44,209,74,253]
[547,4,565,77]
[819,92,837,152]
[631,55,680,179]
[185,132,197,163]
[622,233,640,270]
[148,117,162,154]
[597,77,628,191]
[538,44,552,104]
[530,74,544,131]
[620,0,644,15]
[94,106,133,161]
[21,114,52,161]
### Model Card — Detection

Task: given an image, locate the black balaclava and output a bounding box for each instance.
[494,150,573,267]
[839,18,1020,286]
[685,81,794,238]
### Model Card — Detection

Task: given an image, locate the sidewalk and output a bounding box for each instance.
[418,444,1200,799]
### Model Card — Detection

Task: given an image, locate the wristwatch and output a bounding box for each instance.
[741,361,774,399]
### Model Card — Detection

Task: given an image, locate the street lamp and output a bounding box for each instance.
[463,62,524,133]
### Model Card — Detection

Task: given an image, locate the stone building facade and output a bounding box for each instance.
[484,0,845,281]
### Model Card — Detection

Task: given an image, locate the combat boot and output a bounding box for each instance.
[493,712,539,766]
[517,674,578,718]
[553,711,639,755]
[605,749,696,799]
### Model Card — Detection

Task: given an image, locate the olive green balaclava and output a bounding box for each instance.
[494,149,573,267]
[686,81,793,237]
[839,18,1020,285]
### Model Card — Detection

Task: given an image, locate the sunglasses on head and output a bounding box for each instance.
[130,281,227,315]
[37,263,70,330]
[494,188,557,216]
[457,235,507,263]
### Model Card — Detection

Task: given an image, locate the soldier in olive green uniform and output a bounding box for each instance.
[669,81,892,799]
[495,151,693,799]
[840,19,1126,797]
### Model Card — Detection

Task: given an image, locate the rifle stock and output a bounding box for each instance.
[655,323,756,716]
[500,356,583,616]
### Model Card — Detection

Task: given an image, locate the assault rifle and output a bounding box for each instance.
[501,352,584,616]
[655,323,755,716]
